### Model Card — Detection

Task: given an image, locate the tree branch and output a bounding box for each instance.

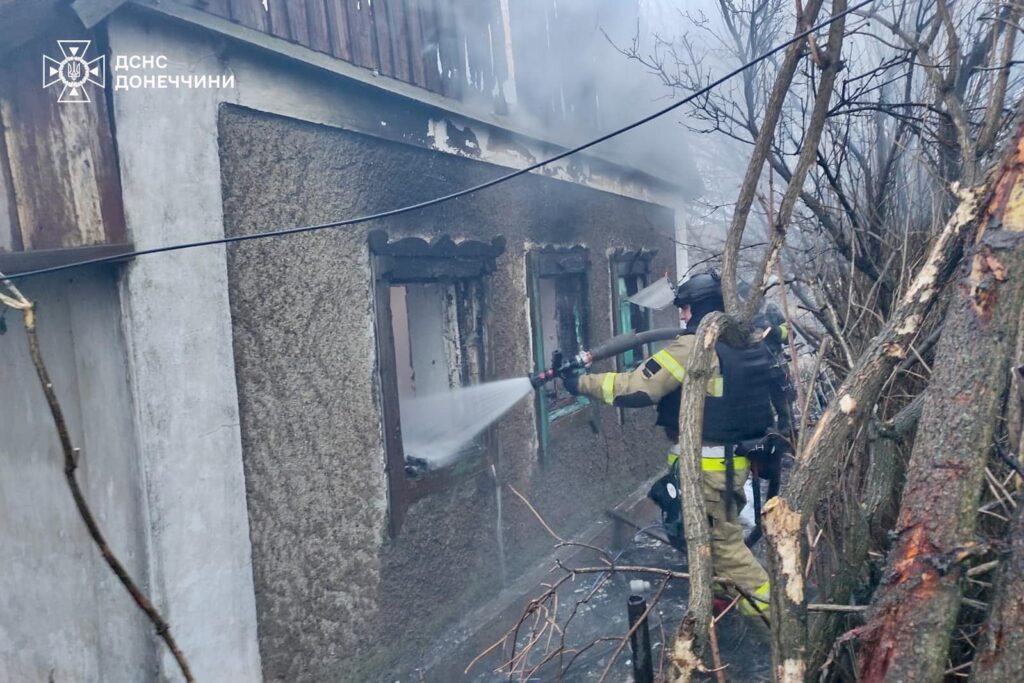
[0,273,194,682]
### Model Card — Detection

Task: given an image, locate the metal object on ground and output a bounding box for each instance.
[627,594,655,683]
[604,509,684,553]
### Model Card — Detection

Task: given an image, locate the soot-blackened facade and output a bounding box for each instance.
[1,1,696,680]
[219,105,678,679]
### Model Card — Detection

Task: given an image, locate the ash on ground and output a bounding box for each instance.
[465,526,773,682]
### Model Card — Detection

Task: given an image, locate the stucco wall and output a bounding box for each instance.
[0,269,155,681]
[97,10,691,681]
[218,105,678,681]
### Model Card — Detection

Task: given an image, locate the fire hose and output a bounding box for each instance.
[529,327,685,388]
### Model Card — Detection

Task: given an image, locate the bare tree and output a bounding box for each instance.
[617,0,1024,679]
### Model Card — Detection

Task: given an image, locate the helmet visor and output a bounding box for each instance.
[627,276,677,310]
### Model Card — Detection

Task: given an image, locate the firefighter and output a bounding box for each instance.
[560,272,775,616]
[754,304,796,441]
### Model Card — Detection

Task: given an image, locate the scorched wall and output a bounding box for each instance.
[218,104,678,681]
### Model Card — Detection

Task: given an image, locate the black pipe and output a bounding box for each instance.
[627,595,655,683]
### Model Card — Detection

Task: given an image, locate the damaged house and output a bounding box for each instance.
[0,0,700,680]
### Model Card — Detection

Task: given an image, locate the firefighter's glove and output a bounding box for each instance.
[560,370,581,396]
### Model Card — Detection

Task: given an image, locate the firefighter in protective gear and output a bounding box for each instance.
[561,272,772,616]
[754,304,796,439]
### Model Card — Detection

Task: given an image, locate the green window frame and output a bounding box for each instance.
[611,250,656,370]
[526,248,591,443]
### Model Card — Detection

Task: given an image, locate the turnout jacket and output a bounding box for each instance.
[576,334,723,408]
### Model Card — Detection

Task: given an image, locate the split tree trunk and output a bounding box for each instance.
[764,100,1024,677]
[856,129,1024,682]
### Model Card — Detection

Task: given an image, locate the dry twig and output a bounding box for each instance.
[0,272,193,681]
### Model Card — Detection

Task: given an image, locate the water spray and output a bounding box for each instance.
[401,327,685,476]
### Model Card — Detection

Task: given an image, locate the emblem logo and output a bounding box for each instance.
[43,40,106,103]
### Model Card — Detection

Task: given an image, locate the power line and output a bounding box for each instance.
[4,0,872,283]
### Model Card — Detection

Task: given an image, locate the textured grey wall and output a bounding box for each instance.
[218,104,678,681]
[107,15,265,681]
[0,270,155,681]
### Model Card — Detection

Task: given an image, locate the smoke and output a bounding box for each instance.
[440,0,869,266]
[470,0,785,259]
[498,0,708,197]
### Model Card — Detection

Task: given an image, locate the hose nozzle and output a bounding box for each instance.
[529,349,588,389]
[527,328,683,389]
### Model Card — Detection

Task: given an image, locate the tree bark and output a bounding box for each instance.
[972,481,1024,681]
[855,134,1024,681]
[1008,295,1024,461]
[675,312,736,665]
[864,395,924,545]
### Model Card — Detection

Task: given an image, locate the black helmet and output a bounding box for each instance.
[674,272,724,328]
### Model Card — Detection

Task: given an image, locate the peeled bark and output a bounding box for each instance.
[763,497,809,683]
[763,99,1024,680]
[855,134,1024,681]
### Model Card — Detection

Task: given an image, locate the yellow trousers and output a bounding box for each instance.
[668,446,771,614]
[702,464,770,594]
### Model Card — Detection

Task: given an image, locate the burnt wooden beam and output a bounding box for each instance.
[0,242,134,275]
[531,247,589,277]
[0,1,65,56]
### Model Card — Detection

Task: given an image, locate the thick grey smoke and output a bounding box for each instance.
[488,0,781,257]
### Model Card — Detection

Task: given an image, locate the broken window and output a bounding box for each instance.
[528,248,590,430]
[371,231,504,535]
[611,250,656,370]
[390,282,472,401]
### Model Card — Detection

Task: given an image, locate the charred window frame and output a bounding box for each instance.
[610,250,656,370]
[527,247,591,447]
[370,231,505,535]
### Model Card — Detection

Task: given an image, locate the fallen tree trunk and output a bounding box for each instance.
[765,99,1024,678]
[855,131,1024,681]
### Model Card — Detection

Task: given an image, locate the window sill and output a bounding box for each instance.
[548,396,590,422]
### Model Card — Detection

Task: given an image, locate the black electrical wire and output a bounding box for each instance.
[3,0,873,283]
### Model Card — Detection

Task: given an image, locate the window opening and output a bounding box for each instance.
[371,231,504,534]
[611,250,656,370]
[528,248,590,440]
